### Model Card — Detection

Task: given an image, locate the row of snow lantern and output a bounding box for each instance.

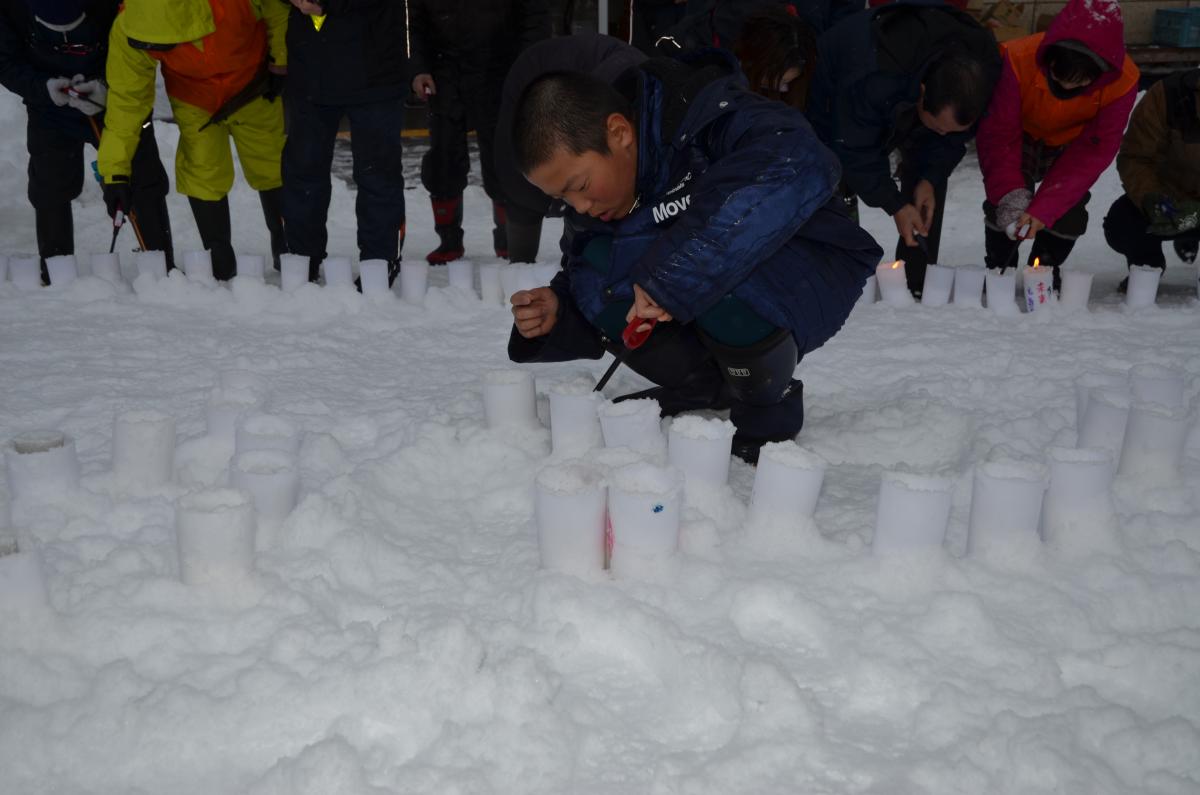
[482,360,1195,576]
[0,251,558,304]
[862,259,1172,312]
[0,370,306,611]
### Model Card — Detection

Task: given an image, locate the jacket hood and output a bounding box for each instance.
[1036,0,1125,92]
[120,0,214,45]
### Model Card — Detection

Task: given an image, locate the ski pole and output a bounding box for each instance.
[594,316,658,393]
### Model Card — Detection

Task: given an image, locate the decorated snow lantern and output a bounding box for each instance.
[607,462,683,579]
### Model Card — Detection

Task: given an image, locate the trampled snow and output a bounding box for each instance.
[2,88,1200,793]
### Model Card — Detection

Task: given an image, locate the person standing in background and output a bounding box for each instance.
[0,0,173,277]
[281,0,408,283]
[98,0,288,281]
[408,0,550,265]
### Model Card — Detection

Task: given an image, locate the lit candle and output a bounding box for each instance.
[875,260,913,306]
[1023,257,1054,313]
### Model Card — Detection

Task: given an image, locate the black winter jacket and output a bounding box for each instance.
[0,0,117,128]
[285,0,408,106]
[806,0,1000,214]
[408,0,550,82]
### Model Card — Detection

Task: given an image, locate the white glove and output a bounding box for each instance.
[66,75,106,116]
[995,188,1033,238]
[46,76,71,107]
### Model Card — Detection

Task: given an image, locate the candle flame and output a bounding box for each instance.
[891,261,901,270]
[1032,257,1041,269]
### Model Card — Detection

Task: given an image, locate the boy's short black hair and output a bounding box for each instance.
[1044,41,1108,85]
[922,51,993,127]
[513,71,634,176]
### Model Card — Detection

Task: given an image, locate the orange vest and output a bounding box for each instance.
[1003,33,1139,148]
[149,0,267,116]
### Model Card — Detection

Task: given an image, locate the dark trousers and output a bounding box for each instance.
[1103,194,1200,269]
[894,143,949,293]
[420,71,502,201]
[27,110,170,260]
[982,135,1090,272]
[281,95,406,262]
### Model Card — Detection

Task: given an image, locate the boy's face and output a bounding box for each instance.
[526,112,638,222]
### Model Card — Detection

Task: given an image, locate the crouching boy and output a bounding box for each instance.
[506,52,882,463]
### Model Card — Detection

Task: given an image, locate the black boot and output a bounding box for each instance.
[505,217,543,264]
[1028,231,1076,292]
[35,203,73,285]
[608,324,728,415]
[1175,237,1198,265]
[188,196,236,280]
[258,188,288,274]
[700,327,803,464]
[427,196,465,264]
[984,225,1020,272]
[130,193,175,271]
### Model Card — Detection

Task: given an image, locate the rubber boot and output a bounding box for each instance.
[609,324,729,415]
[505,217,543,264]
[188,195,237,280]
[492,200,508,259]
[1028,231,1075,292]
[427,196,465,264]
[257,188,290,275]
[700,327,803,464]
[1175,237,1198,265]
[35,203,73,285]
[130,193,176,271]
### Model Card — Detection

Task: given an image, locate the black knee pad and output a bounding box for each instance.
[699,327,798,406]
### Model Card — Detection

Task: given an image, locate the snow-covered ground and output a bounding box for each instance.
[2,88,1199,793]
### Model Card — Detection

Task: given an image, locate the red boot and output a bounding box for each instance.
[426,196,464,265]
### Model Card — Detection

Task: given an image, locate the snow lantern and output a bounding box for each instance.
[1129,363,1186,409]
[1124,265,1161,309]
[235,413,301,457]
[871,471,954,555]
[231,450,300,524]
[135,250,168,280]
[597,398,665,456]
[235,253,265,281]
[206,386,264,442]
[668,415,735,494]
[482,369,538,428]
[112,409,176,487]
[4,431,81,510]
[1076,387,1130,465]
[478,262,503,305]
[548,382,603,458]
[175,488,257,585]
[1074,371,1128,429]
[0,542,50,612]
[952,265,985,307]
[1023,258,1054,313]
[1059,270,1093,311]
[400,260,428,304]
[448,259,474,292]
[45,254,78,286]
[0,254,8,282]
[321,256,354,288]
[89,252,122,283]
[279,253,309,292]
[358,259,392,297]
[857,274,877,307]
[1040,446,1119,554]
[920,263,955,306]
[748,441,826,525]
[182,250,215,283]
[607,462,683,579]
[1117,400,1190,482]
[875,260,914,306]
[966,461,1046,556]
[9,255,42,289]
[985,268,1018,316]
[534,463,607,576]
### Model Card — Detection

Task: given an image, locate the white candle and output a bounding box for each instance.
[875,260,913,306]
[1022,259,1054,312]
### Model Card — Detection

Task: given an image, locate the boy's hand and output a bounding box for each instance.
[412,74,436,97]
[511,288,559,338]
[913,180,936,230]
[626,283,672,333]
[892,204,925,247]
